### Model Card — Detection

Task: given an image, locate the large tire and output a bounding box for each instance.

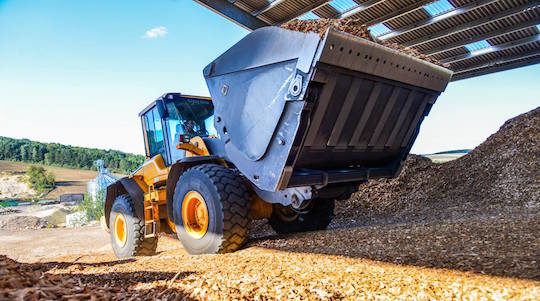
[269,199,334,234]
[173,164,250,254]
[109,195,157,259]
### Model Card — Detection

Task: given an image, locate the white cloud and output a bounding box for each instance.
[143,26,168,39]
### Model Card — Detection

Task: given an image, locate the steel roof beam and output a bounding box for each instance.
[405,2,540,47]
[273,0,330,25]
[378,0,499,41]
[451,50,540,81]
[252,0,287,16]
[194,0,268,30]
[441,34,540,64]
[425,18,540,56]
[453,49,540,73]
[364,0,434,27]
[339,0,386,19]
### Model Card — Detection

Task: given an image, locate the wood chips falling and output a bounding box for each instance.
[1,109,539,300]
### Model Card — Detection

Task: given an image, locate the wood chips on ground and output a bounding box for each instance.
[1,109,539,300]
[1,213,538,300]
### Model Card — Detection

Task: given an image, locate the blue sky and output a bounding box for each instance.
[0,0,538,155]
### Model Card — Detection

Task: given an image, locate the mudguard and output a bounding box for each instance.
[104,177,144,229]
[165,155,226,221]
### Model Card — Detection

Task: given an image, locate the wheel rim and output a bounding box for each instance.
[113,214,127,247]
[182,191,209,239]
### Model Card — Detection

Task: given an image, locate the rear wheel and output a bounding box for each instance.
[269,199,334,234]
[109,195,157,258]
[173,164,250,254]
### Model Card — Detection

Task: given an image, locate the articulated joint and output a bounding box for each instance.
[252,185,312,207]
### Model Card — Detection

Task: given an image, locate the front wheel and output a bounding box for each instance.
[109,195,157,259]
[269,199,334,234]
[173,164,250,254]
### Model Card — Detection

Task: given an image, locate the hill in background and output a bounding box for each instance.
[423,149,471,163]
[0,136,144,174]
[431,149,472,155]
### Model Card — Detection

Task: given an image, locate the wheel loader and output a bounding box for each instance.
[104,27,452,258]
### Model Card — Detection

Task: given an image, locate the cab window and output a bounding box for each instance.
[165,98,216,163]
[165,103,185,162]
[144,107,166,160]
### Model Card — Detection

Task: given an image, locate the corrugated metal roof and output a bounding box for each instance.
[434,47,470,60]
[195,0,540,80]
[487,25,538,44]
[415,13,539,52]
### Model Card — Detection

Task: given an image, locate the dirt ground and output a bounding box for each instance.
[0,226,110,262]
[0,173,35,199]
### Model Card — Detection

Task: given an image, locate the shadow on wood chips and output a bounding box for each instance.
[0,255,197,300]
[38,258,136,270]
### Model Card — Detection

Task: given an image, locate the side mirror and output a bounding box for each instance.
[156,99,168,119]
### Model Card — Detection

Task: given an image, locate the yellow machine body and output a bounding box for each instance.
[104,114,273,239]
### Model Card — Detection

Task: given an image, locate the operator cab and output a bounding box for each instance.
[139,93,216,165]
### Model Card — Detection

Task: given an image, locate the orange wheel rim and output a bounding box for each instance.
[113,214,127,247]
[182,191,209,239]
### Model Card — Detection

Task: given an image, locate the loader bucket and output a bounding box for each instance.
[204,27,453,192]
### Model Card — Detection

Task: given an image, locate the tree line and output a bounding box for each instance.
[0,136,144,174]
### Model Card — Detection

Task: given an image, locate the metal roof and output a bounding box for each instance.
[195,0,540,81]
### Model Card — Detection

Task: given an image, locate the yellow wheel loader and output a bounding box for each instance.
[104,27,452,258]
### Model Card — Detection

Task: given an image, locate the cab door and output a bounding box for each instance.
[142,106,168,164]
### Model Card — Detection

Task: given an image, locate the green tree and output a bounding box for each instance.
[31,146,42,163]
[20,144,30,161]
[78,193,105,221]
[26,165,55,194]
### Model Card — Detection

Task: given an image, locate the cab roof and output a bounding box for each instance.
[138,93,212,117]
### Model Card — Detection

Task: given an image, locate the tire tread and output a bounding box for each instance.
[192,164,250,253]
[112,195,157,257]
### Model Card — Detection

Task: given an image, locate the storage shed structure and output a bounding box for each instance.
[195,0,539,80]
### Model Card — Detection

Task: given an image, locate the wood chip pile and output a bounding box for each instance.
[281,19,444,67]
[334,107,540,226]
